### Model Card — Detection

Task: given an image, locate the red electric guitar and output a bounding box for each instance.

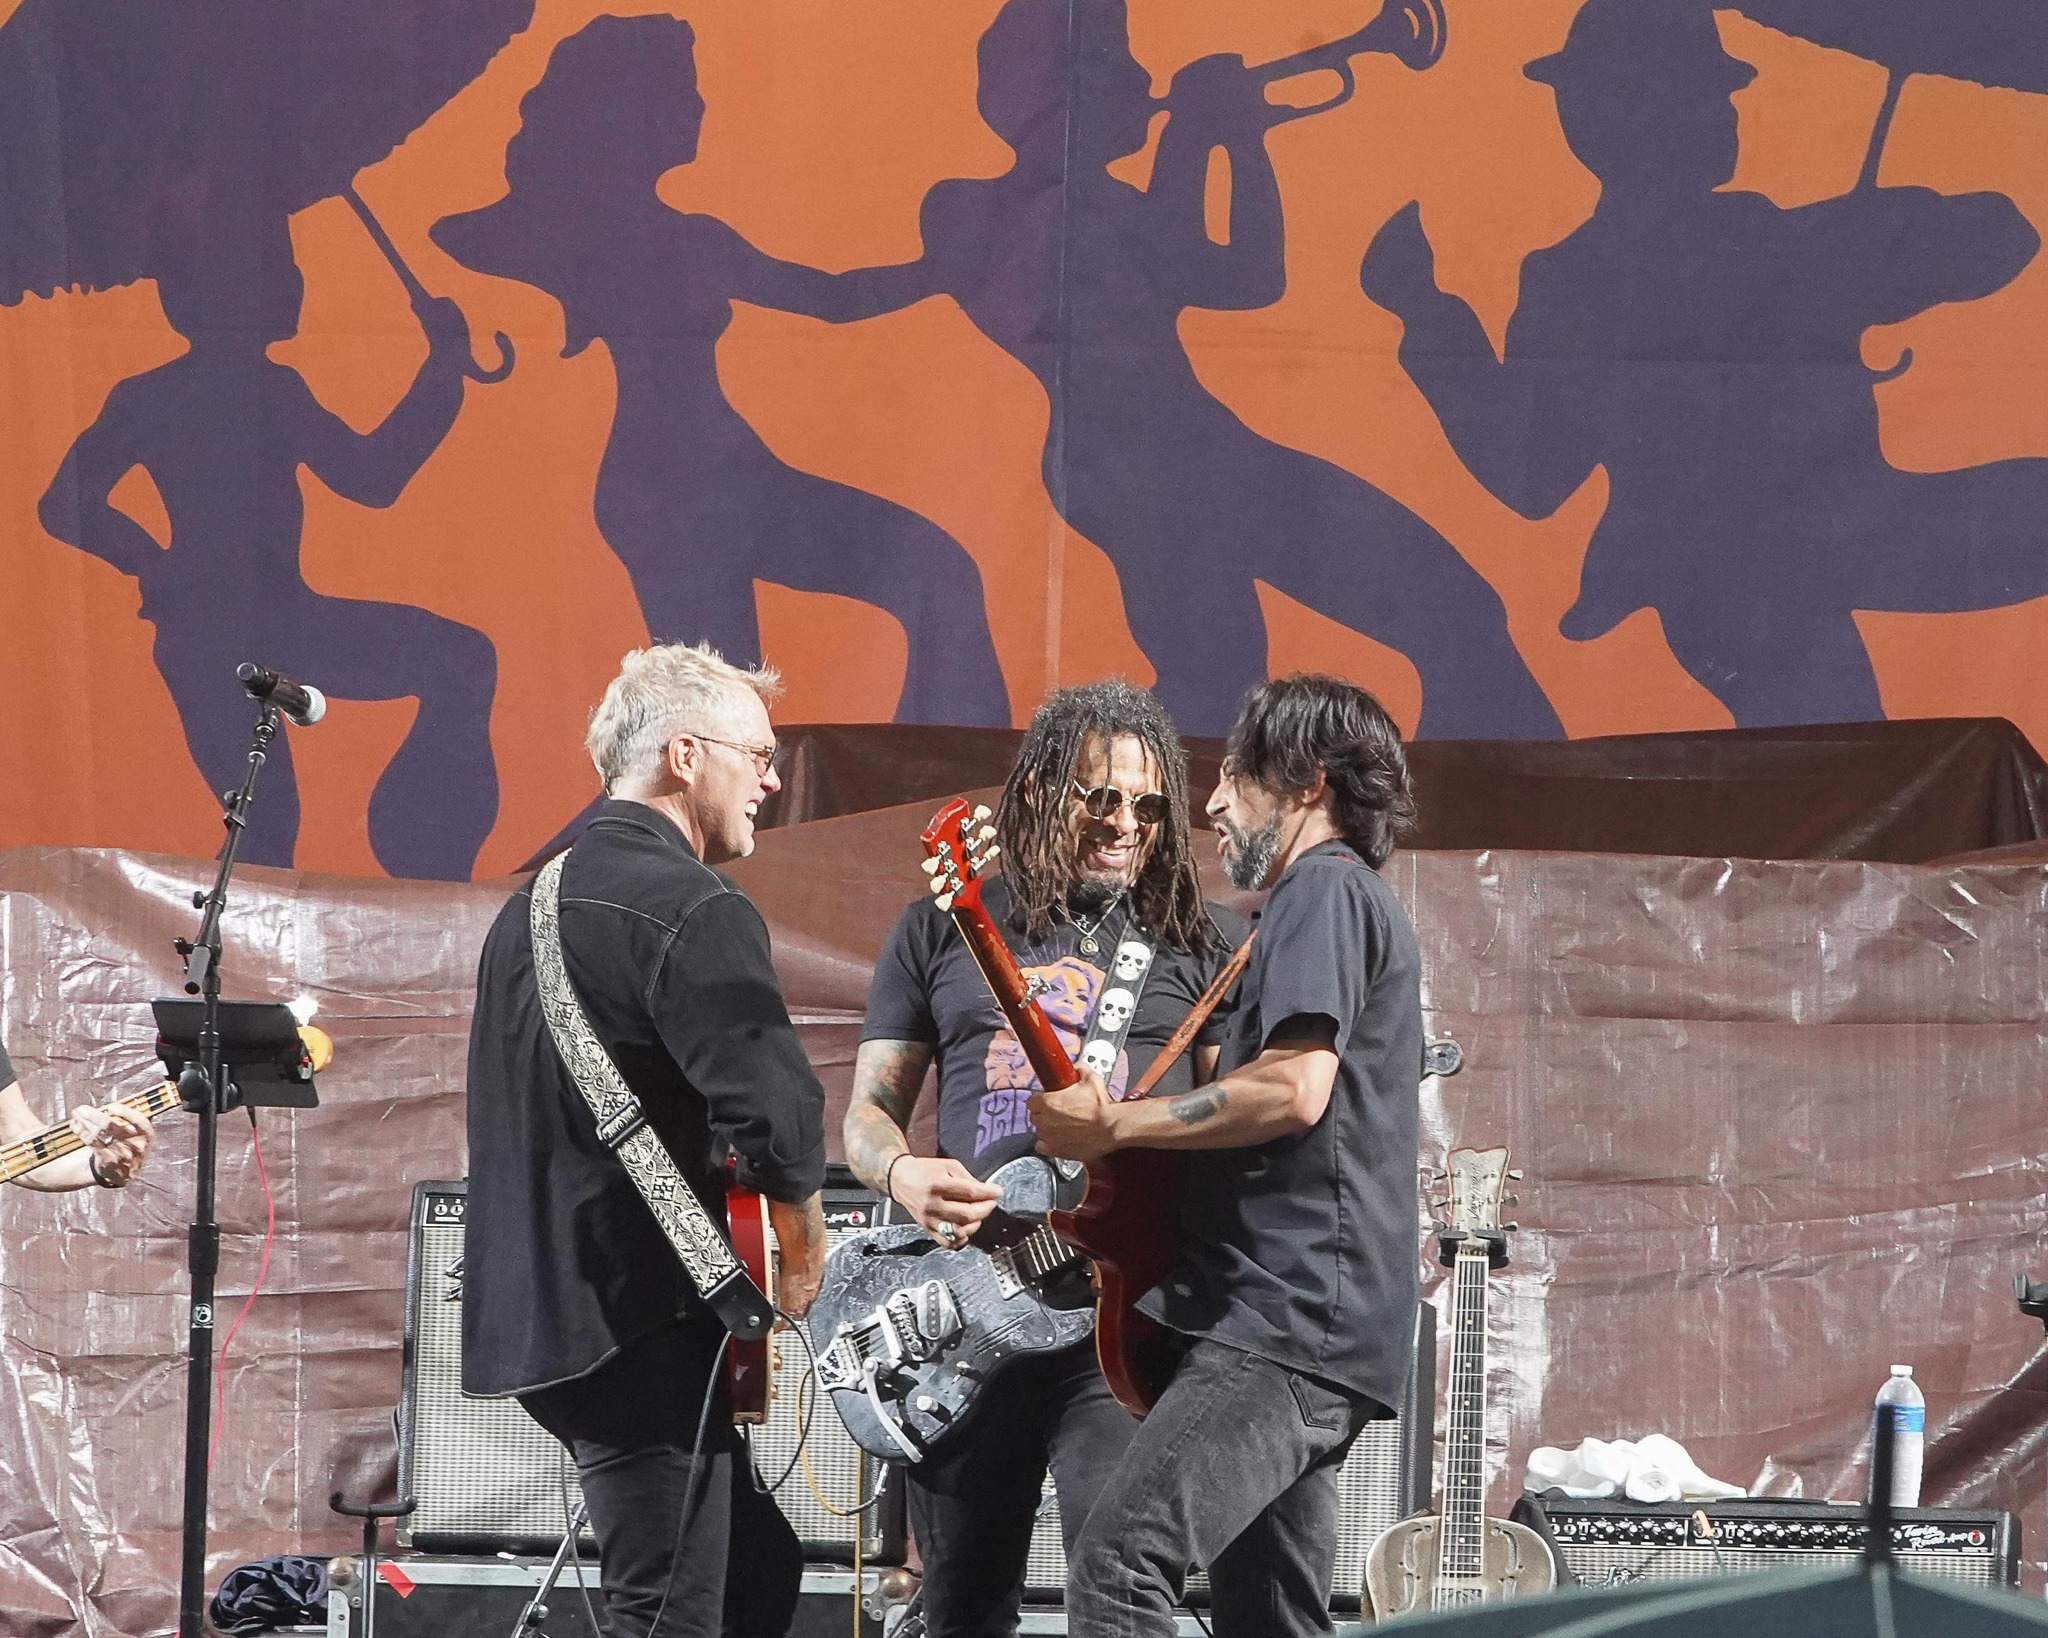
[921,798,1193,1416]
[724,1180,778,1423]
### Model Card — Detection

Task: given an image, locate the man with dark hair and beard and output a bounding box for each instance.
[1031,673,1423,1638]
[847,679,1246,1637]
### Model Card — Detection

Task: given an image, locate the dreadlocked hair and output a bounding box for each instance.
[995,679,1222,955]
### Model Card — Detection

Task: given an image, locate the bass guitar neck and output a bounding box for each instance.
[0,1079,183,1184]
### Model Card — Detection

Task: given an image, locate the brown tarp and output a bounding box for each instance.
[1,724,2046,1632]
[758,717,2048,863]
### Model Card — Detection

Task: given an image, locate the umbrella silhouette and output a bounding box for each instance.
[1376,1560,2048,1636]
[16,0,533,877]
[0,0,529,378]
[1375,1426,2039,1637]
[1730,0,2048,97]
[1729,0,2048,192]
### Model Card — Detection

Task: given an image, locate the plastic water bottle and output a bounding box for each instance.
[1873,1364,1925,1508]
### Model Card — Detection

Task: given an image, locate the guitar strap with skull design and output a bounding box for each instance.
[1076,925,1160,1097]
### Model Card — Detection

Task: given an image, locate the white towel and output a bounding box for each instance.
[1524,1433,1746,1502]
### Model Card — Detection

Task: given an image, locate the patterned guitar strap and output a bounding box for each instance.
[529,852,773,1343]
[1036,922,1161,1199]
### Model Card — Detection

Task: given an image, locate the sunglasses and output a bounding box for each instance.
[1072,781,1170,826]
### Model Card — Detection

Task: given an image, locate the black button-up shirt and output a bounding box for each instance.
[1139,840,1422,1410]
[462,800,826,1397]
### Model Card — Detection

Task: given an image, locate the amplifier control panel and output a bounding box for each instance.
[1547,1510,2002,1557]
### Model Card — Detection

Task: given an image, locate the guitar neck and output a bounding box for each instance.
[0,1080,181,1183]
[1435,1241,1493,1599]
[947,896,1079,1092]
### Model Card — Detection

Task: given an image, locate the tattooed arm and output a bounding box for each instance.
[1029,1018,1338,1160]
[845,1039,1001,1241]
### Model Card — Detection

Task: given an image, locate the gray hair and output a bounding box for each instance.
[586,643,783,794]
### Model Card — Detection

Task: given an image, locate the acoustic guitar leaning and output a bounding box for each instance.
[1363,1146,1557,1615]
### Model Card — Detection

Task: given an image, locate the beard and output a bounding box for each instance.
[1068,873,1123,915]
[1218,813,1283,891]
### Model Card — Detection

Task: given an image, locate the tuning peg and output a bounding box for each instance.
[972,805,991,821]
[927,875,949,895]
[1507,1170,1524,1180]
[920,857,941,875]
[936,893,955,912]
[977,826,996,843]
[983,843,1001,862]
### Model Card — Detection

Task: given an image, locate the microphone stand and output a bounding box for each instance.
[173,700,280,1638]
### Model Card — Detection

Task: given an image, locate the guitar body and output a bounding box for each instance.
[725,1183,776,1423]
[810,1154,1094,1460]
[1363,1514,1557,1618]
[1050,1147,1188,1416]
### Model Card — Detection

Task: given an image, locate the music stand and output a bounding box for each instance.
[152,1000,320,1110]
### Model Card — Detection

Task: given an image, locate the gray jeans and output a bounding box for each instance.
[1064,1340,1376,1638]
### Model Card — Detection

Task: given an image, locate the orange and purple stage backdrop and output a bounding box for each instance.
[6,0,2048,881]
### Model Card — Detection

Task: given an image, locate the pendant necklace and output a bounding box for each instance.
[1061,895,1124,958]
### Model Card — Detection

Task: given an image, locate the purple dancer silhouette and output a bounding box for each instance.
[430,16,1010,728]
[1362,0,2048,726]
[39,206,500,878]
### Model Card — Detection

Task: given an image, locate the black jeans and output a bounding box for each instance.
[1065,1340,1375,1638]
[520,1318,803,1638]
[908,1337,1138,1637]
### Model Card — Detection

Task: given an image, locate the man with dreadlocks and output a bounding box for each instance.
[848,679,1245,1637]
[1034,673,1424,1638]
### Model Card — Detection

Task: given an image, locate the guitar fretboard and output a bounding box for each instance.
[1433,1240,1491,1604]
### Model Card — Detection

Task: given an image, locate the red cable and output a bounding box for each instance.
[208,1112,278,1474]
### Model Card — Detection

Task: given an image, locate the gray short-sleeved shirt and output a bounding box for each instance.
[1138,840,1422,1409]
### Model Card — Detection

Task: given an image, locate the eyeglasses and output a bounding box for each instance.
[1072,781,1169,826]
[683,733,778,774]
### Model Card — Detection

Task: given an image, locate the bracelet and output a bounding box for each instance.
[883,1152,912,1205]
[88,1152,128,1190]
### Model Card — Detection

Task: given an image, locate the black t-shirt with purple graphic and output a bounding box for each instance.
[862,876,1246,1178]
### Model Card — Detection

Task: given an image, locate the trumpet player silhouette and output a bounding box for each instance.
[830,0,1561,739]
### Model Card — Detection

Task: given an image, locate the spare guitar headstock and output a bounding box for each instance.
[1438,1145,1518,1270]
[921,799,1000,915]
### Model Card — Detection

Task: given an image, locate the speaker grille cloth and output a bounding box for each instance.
[1558,1545,2000,1586]
[401,1188,889,1556]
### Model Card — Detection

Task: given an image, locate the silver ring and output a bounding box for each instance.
[936,1222,957,1243]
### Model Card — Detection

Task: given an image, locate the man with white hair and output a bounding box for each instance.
[463,642,829,1638]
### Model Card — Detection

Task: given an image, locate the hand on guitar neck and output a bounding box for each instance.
[0,1081,159,1193]
[767,1193,827,1320]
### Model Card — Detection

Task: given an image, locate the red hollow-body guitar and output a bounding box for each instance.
[922,798,1185,1416]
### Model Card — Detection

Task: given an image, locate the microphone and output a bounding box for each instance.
[237,663,327,727]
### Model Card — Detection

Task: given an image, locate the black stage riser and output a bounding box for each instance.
[327,1562,886,1637]
[397,1180,906,1561]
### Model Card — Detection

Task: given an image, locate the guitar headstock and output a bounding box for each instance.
[1438,1145,1519,1268]
[921,798,1000,914]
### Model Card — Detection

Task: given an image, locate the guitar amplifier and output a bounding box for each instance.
[1022,1302,1436,1609]
[1534,1496,2020,1589]
[398,1179,907,1561]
